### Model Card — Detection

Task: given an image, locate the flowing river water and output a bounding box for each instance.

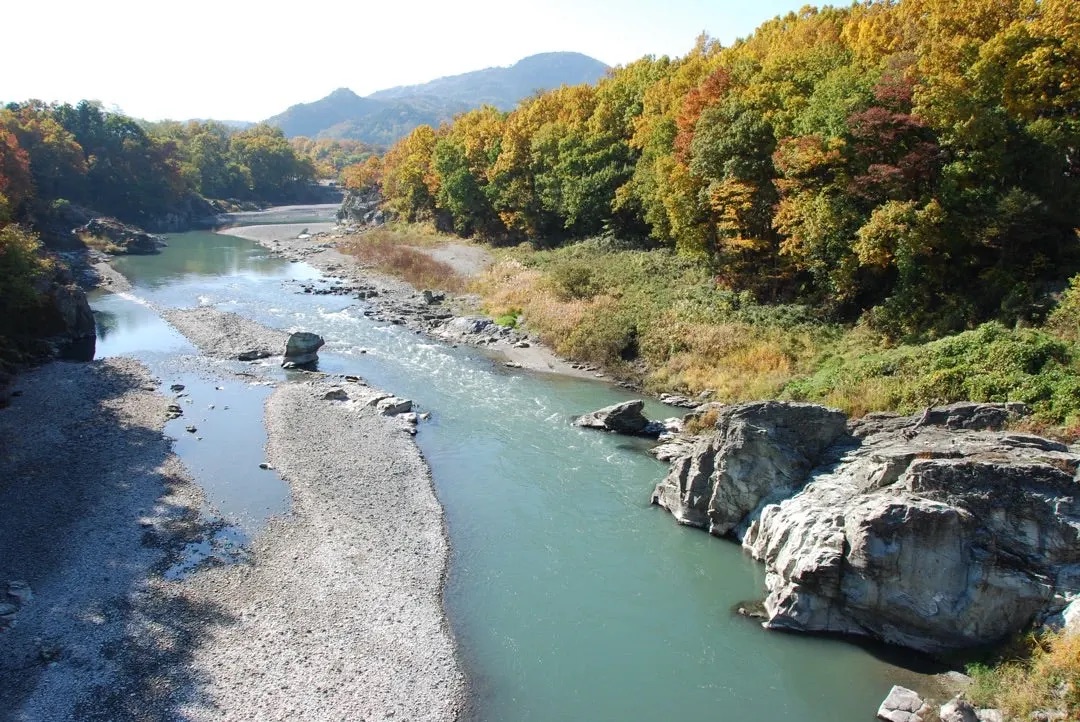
[89,208,939,721]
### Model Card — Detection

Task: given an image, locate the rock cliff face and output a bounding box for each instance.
[653,401,1080,653]
[337,187,385,227]
[75,217,166,254]
[652,402,848,536]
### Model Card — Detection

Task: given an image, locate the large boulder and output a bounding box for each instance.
[282,332,325,368]
[654,401,1080,653]
[651,401,848,536]
[877,685,932,722]
[75,217,166,254]
[337,187,385,226]
[575,399,655,436]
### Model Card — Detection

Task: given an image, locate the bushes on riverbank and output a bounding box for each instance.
[0,225,55,367]
[474,238,1080,430]
[967,629,1080,719]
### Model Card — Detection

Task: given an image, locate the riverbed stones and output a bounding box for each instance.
[575,399,656,436]
[659,393,700,409]
[282,331,325,368]
[877,685,932,722]
[322,388,349,401]
[654,400,1080,653]
[938,697,979,722]
[375,396,413,416]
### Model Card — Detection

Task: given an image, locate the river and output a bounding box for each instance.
[89,207,937,721]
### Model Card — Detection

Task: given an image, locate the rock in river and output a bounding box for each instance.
[282,332,325,368]
[575,399,660,436]
[653,400,1080,653]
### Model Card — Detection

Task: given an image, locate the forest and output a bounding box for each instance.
[362,0,1079,342]
[0,100,372,364]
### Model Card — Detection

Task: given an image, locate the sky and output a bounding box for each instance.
[5,0,814,122]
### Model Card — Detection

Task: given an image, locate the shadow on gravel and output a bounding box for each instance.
[76,587,236,721]
[0,361,237,720]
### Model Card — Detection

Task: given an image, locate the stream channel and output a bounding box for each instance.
[89,206,938,721]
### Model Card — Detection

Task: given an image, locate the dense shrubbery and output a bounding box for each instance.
[363,0,1079,341]
[472,238,1080,427]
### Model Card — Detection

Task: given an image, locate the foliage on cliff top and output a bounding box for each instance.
[0,224,57,367]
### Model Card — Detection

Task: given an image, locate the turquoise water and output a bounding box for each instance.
[93,225,934,722]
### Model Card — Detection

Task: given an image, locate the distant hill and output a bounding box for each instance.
[369,52,609,111]
[264,52,609,147]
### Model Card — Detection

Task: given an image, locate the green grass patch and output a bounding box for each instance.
[782,322,1080,425]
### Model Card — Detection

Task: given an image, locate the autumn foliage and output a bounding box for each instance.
[374,0,1080,339]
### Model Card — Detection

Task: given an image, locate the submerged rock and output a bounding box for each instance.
[282,332,324,368]
[654,400,1080,653]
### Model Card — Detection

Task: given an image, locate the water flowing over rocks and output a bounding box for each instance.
[653,400,1080,653]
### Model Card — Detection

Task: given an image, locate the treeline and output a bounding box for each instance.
[363,0,1079,339]
[0,100,317,227]
[288,137,377,179]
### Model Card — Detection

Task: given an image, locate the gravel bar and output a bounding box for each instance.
[173,378,465,720]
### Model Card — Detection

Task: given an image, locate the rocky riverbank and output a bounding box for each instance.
[216,223,607,381]
[652,400,1080,655]
[0,358,208,718]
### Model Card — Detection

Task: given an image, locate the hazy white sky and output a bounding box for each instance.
[6,0,812,121]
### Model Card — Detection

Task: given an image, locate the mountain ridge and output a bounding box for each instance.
[263,52,609,147]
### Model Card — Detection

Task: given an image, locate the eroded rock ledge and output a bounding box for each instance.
[652,400,1080,653]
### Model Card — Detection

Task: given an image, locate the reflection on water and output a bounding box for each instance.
[90,227,935,722]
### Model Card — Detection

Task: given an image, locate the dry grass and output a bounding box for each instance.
[476,258,829,391]
[684,406,721,435]
[475,260,592,354]
[640,316,824,401]
[78,232,124,255]
[967,629,1080,719]
[340,228,466,293]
